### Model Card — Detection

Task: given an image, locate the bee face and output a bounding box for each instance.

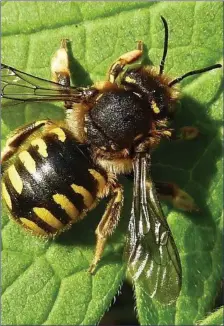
[120,67,176,119]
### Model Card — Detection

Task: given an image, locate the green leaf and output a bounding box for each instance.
[1,1,223,325]
[197,307,224,326]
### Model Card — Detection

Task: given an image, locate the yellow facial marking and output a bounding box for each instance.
[53,194,79,220]
[88,169,106,196]
[152,100,160,114]
[8,165,23,194]
[19,151,36,174]
[31,138,48,158]
[20,217,48,236]
[33,207,63,229]
[125,76,136,84]
[49,128,66,142]
[71,184,94,207]
[163,130,172,137]
[2,182,12,209]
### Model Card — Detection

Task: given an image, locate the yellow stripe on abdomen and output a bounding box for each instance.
[8,165,23,194]
[19,151,36,174]
[31,138,48,158]
[2,182,12,209]
[88,169,106,197]
[71,184,94,207]
[20,217,48,236]
[33,207,63,229]
[49,128,66,142]
[53,194,79,220]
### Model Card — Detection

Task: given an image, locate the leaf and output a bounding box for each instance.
[1,1,223,325]
[197,307,224,326]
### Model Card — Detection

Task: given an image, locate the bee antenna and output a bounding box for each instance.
[168,64,222,87]
[159,16,169,75]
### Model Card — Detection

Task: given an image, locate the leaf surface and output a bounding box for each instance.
[1,1,223,325]
[197,307,224,326]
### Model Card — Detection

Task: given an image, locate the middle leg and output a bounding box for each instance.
[89,182,124,274]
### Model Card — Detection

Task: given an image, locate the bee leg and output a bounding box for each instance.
[107,41,143,83]
[170,126,200,141]
[125,173,199,212]
[155,182,200,212]
[151,126,199,142]
[88,184,124,274]
[93,80,119,92]
[93,41,144,91]
[51,39,72,110]
[51,39,71,86]
[1,120,51,165]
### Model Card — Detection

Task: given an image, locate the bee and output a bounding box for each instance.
[1,17,221,305]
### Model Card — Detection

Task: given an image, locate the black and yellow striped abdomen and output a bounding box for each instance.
[2,126,107,236]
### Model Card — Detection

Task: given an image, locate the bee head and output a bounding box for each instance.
[120,67,176,120]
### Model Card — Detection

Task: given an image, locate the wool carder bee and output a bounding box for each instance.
[1,17,221,304]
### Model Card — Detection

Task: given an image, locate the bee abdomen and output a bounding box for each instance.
[2,127,107,236]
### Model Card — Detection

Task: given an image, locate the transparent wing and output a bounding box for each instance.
[1,64,94,107]
[126,153,182,304]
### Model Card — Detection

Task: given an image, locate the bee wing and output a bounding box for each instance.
[126,153,182,305]
[1,64,90,106]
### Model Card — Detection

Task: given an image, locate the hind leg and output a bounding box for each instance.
[89,183,124,274]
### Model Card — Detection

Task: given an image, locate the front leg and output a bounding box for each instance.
[89,183,124,274]
[108,41,143,83]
